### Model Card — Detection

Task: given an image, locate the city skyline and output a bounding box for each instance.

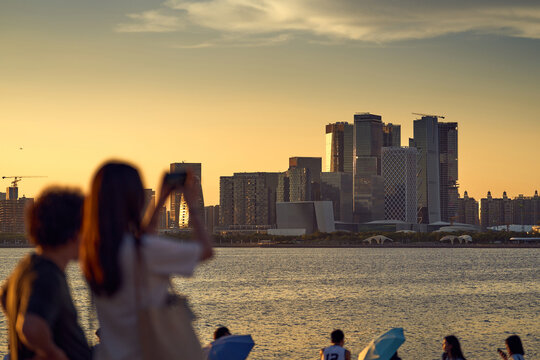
[1,0,539,206]
[2,110,539,208]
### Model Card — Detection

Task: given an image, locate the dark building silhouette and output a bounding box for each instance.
[382,123,401,147]
[289,157,322,201]
[353,113,384,222]
[325,122,353,173]
[321,172,353,222]
[457,191,479,226]
[143,188,155,215]
[0,194,33,234]
[512,191,540,226]
[204,205,219,233]
[410,116,441,224]
[438,122,459,222]
[219,176,234,226]
[480,191,540,229]
[157,206,168,230]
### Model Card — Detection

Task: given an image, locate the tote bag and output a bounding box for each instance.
[135,244,204,360]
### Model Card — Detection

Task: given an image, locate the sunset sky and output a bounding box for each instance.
[1,0,539,206]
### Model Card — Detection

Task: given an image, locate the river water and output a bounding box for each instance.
[0,247,538,359]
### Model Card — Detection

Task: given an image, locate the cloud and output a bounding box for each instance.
[116,10,183,33]
[170,33,290,48]
[116,0,540,44]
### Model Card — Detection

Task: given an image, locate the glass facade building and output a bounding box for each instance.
[410,116,441,224]
[438,122,459,222]
[353,113,384,222]
[321,172,353,222]
[381,147,418,223]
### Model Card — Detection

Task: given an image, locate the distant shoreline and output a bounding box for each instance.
[212,242,540,249]
[1,242,538,249]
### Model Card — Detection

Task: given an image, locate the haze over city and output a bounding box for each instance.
[1,0,539,205]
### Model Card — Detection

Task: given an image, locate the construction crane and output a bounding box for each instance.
[2,176,47,188]
[412,112,445,119]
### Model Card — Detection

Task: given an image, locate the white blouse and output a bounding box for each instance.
[93,234,201,360]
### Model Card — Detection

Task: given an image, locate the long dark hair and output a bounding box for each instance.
[506,335,524,356]
[80,161,145,296]
[444,335,466,360]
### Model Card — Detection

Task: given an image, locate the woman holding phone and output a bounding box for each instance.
[498,335,526,360]
[80,161,213,360]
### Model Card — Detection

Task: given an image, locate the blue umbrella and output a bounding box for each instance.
[358,328,405,360]
[208,335,255,360]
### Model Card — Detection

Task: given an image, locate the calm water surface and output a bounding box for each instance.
[0,247,538,359]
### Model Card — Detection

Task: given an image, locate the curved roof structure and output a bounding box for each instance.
[363,235,394,244]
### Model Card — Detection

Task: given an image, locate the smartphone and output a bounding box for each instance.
[164,171,187,187]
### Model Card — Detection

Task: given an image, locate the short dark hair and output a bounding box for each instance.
[506,335,524,355]
[27,187,84,247]
[214,326,231,340]
[331,329,344,344]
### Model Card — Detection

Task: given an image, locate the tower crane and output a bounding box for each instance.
[412,112,445,119]
[2,176,47,188]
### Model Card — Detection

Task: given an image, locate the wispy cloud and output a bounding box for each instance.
[170,33,290,48]
[116,0,540,45]
[116,10,183,33]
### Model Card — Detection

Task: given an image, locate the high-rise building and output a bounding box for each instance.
[204,205,220,233]
[276,173,290,203]
[381,147,418,223]
[410,116,441,224]
[480,191,513,229]
[438,122,459,222]
[278,157,322,202]
[170,162,203,229]
[219,176,234,226]
[320,172,353,222]
[353,113,384,222]
[289,157,322,200]
[157,206,168,230]
[325,122,353,173]
[6,187,18,201]
[143,189,155,215]
[353,113,383,173]
[219,172,280,226]
[0,196,33,233]
[382,123,401,147]
[512,192,540,226]
[287,168,311,202]
[0,193,5,201]
[481,191,540,229]
[457,191,479,226]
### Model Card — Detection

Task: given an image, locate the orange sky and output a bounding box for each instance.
[1,0,539,206]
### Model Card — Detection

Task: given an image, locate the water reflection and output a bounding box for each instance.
[0,247,538,359]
